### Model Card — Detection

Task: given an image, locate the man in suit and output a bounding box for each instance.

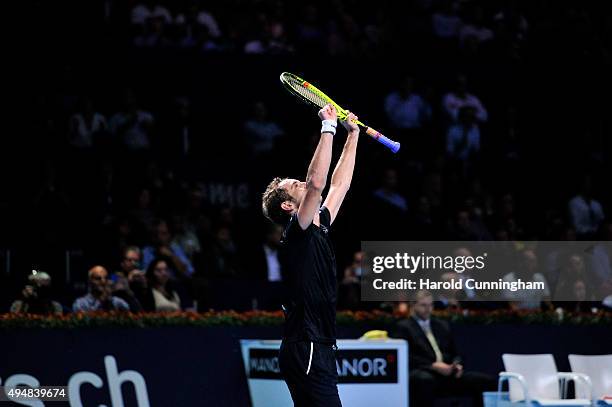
[392,290,495,407]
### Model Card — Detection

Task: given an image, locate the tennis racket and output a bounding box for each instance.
[280,72,400,153]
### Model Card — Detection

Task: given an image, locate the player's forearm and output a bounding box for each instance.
[330,132,359,189]
[306,133,334,190]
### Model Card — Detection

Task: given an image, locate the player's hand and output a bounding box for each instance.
[318,104,337,121]
[341,111,360,134]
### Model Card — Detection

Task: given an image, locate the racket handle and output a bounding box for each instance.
[365,127,400,153]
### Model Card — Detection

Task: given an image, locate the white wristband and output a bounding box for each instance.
[321,119,337,135]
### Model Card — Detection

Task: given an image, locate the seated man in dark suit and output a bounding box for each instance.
[391,290,495,407]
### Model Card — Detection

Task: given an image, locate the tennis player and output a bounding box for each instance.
[262,103,359,407]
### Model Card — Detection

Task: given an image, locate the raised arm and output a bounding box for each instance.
[323,112,360,224]
[296,104,337,230]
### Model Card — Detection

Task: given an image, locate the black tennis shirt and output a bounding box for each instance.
[279,206,337,344]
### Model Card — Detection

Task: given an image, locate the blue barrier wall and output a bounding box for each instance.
[1,324,610,406]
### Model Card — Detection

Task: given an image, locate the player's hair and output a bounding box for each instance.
[262,177,293,225]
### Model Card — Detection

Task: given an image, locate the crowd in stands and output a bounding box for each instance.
[5,0,611,315]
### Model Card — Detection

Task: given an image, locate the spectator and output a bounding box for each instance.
[447,210,490,241]
[502,249,552,310]
[446,106,480,161]
[459,6,494,47]
[554,254,599,312]
[10,271,63,315]
[295,4,326,53]
[170,213,202,263]
[131,188,157,236]
[243,101,284,156]
[68,97,108,149]
[248,222,283,282]
[391,291,495,407]
[146,258,181,311]
[384,76,432,130]
[131,0,172,26]
[372,168,408,213]
[73,266,130,312]
[142,219,195,278]
[432,0,463,39]
[339,251,365,310]
[591,223,612,296]
[435,272,465,310]
[442,74,488,123]
[204,225,240,277]
[175,1,222,39]
[114,246,142,279]
[111,246,145,312]
[109,90,155,151]
[568,176,605,238]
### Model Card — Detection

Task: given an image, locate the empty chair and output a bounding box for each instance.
[569,354,612,402]
[499,354,591,406]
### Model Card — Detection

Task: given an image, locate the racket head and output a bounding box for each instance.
[279,72,348,119]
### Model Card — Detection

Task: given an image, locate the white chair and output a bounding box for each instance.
[499,354,591,406]
[569,354,612,403]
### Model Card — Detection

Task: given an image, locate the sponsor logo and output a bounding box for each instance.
[248,348,398,384]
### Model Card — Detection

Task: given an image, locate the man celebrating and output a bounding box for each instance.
[262,104,359,407]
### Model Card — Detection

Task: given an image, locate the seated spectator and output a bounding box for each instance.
[554,254,599,312]
[568,176,605,239]
[131,0,172,26]
[113,246,142,280]
[111,246,145,312]
[591,223,612,296]
[435,272,464,310]
[204,224,241,278]
[502,249,552,310]
[384,76,432,130]
[432,0,463,39]
[175,1,222,39]
[73,266,130,312]
[373,168,408,213]
[459,5,494,47]
[142,219,195,278]
[146,258,181,312]
[447,210,491,241]
[10,271,63,315]
[243,101,285,156]
[109,89,155,150]
[68,97,108,149]
[391,291,495,407]
[446,106,480,161]
[170,213,202,263]
[247,222,283,282]
[295,4,326,53]
[442,74,488,123]
[339,251,365,310]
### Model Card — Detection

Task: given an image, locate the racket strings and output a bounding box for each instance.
[281,73,348,119]
[283,75,328,107]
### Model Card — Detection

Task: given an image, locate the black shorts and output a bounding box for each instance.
[279,340,342,407]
